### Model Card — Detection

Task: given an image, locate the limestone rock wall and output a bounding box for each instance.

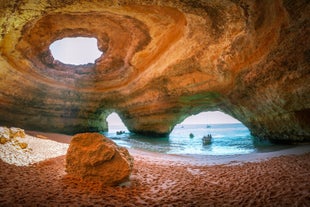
[0,0,309,142]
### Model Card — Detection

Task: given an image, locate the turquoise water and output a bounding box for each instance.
[102,123,286,156]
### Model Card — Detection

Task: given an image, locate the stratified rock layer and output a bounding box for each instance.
[66,133,133,185]
[0,0,309,142]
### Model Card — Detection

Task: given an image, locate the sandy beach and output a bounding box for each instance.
[0,131,309,206]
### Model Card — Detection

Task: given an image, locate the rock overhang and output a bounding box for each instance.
[4,11,152,90]
[0,0,309,142]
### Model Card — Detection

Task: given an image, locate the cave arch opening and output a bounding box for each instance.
[106,112,128,134]
[49,37,103,65]
[169,111,255,155]
[102,111,278,156]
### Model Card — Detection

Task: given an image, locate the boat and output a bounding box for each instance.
[116,130,125,135]
[202,134,212,145]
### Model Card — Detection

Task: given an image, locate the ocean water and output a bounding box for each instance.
[102,123,286,156]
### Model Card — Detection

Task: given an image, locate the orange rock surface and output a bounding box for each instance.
[0,0,309,142]
[66,133,133,185]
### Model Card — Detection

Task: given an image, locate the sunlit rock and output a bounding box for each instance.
[0,126,26,142]
[18,142,28,149]
[0,127,10,140]
[9,127,26,139]
[0,126,28,149]
[0,0,309,142]
[66,133,133,186]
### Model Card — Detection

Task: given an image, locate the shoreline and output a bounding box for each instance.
[1,130,310,206]
[25,130,310,166]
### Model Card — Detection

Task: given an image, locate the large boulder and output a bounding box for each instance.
[66,133,133,186]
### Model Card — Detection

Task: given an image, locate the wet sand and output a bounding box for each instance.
[1,132,310,206]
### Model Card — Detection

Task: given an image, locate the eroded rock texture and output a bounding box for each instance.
[0,0,309,142]
[66,133,133,185]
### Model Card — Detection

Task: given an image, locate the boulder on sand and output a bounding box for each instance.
[66,133,133,186]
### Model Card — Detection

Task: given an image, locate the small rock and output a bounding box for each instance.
[36,134,48,139]
[9,127,26,138]
[0,127,10,139]
[18,142,28,149]
[0,137,9,144]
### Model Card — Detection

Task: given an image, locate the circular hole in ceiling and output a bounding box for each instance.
[49,37,103,65]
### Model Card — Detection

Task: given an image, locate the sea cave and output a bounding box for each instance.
[0,0,309,143]
[0,0,309,206]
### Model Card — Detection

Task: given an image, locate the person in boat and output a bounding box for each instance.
[116,130,125,135]
[202,134,212,145]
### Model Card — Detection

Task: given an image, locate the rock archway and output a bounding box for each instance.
[0,0,309,142]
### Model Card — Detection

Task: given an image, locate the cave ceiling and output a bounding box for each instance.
[0,0,309,142]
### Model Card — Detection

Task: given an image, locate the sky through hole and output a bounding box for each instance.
[49,37,102,65]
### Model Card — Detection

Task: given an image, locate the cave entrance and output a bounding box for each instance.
[169,111,255,155]
[102,111,276,156]
[106,112,128,134]
[49,37,103,65]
